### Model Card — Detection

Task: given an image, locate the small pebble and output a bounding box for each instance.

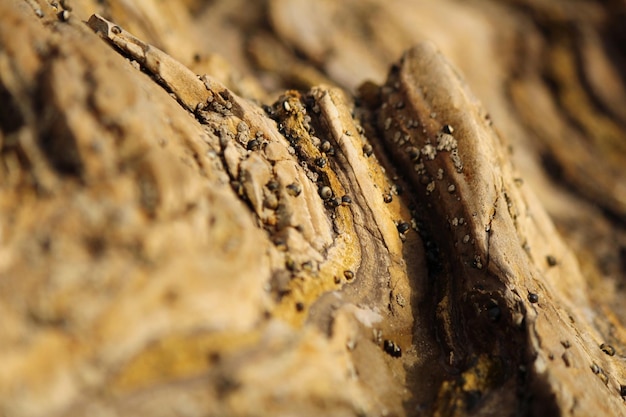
[600,343,616,356]
[247,139,260,151]
[58,10,70,21]
[319,186,332,200]
[396,221,410,234]
[383,340,402,358]
[590,363,600,374]
[286,183,301,197]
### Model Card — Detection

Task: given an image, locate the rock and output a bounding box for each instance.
[1,1,626,416]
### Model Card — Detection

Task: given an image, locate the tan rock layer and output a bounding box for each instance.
[373,42,626,416]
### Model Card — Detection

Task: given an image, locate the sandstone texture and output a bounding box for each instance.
[1,1,626,416]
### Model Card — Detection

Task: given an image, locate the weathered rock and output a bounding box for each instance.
[1,1,626,416]
[375,42,626,416]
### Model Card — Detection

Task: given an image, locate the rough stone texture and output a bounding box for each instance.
[1,0,626,416]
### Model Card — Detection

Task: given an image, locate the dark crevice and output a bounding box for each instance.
[0,82,25,135]
[33,48,84,177]
[602,6,626,93]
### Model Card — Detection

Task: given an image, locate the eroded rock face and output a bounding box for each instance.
[1,1,626,417]
[374,43,626,416]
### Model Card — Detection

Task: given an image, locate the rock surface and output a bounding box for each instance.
[1,0,626,416]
